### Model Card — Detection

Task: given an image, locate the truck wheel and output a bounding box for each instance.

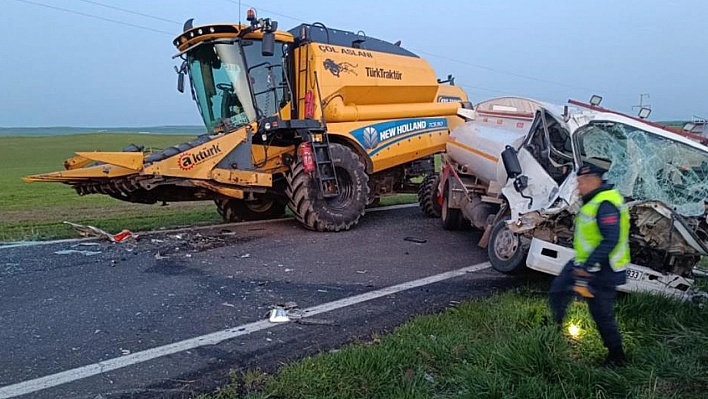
[215,197,286,222]
[488,219,526,274]
[418,174,442,218]
[286,143,369,232]
[441,182,466,230]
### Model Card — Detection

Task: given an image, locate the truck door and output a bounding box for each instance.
[502,111,571,217]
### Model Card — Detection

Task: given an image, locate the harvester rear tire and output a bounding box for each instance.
[215,197,286,222]
[286,143,369,232]
[418,174,442,218]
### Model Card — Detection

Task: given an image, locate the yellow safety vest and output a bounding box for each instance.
[574,189,630,271]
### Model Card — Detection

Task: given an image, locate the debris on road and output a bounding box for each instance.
[120,348,131,356]
[154,252,169,260]
[294,318,337,326]
[222,302,236,308]
[54,249,102,256]
[63,221,137,243]
[269,307,290,323]
[404,237,427,244]
[356,270,368,274]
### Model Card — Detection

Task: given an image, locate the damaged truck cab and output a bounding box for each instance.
[433,96,708,301]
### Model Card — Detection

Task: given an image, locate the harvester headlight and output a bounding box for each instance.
[261,133,268,141]
[189,32,194,38]
[198,29,203,35]
[264,122,272,130]
[210,27,215,33]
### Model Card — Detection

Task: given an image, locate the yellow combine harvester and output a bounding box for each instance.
[25,10,469,231]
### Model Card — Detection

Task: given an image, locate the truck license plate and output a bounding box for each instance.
[626,269,642,280]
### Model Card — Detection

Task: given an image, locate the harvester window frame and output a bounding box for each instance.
[187,39,258,132]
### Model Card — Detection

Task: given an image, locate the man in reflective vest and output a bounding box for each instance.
[550,162,629,367]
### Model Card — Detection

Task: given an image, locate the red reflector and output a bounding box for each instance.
[299,142,315,173]
[304,91,314,119]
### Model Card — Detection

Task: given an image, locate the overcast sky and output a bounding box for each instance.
[1,0,706,126]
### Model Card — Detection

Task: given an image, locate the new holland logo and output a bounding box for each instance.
[178,144,222,171]
[363,127,379,150]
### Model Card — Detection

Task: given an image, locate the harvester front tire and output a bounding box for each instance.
[215,197,286,222]
[418,174,442,218]
[488,219,526,274]
[286,143,369,232]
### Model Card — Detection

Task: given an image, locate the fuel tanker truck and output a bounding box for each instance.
[420,96,708,302]
[25,10,469,232]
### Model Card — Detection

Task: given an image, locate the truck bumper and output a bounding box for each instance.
[526,238,701,302]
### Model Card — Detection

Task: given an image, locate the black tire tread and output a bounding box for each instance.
[285,143,369,232]
[418,174,442,218]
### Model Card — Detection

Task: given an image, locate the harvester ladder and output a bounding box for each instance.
[310,130,340,198]
[296,33,339,198]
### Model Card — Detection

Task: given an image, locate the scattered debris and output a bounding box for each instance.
[76,242,101,247]
[63,221,137,242]
[284,268,293,272]
[423,373,435,383]
[269,307,290,323]
[240,253,251,258]
[356,270,368,274]
[404,237,427,244]
[295,318,337,326]
[282,301,298,310]
[54,249,102,256]
[317,289,328,293]
[154,252,169,260]
[150,239,164,244]
[222,302,236,308]
[120,348,131,356]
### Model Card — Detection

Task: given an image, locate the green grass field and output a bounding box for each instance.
[0,134,224,241]
[202,289,708,399]
[0,133,418,241]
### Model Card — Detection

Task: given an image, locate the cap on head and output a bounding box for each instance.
[577,162,606,178]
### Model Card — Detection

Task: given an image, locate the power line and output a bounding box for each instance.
[11,0,176,36]
[70,0,182,26]
[214,1,631,98]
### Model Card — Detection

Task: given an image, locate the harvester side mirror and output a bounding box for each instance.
[175,63,186,93]
[177,71,185,93]
[262,31,275,57]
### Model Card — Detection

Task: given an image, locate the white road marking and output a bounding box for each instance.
[0,203,418,250]
[0,261,491,399]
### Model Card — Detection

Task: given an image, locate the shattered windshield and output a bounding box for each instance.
[578,122,708,216]
[188,42,257,132]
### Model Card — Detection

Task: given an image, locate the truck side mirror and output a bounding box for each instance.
[262,31,275,57]
[501,146,523,179]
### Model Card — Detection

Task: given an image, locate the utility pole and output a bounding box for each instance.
[632,93,651,111]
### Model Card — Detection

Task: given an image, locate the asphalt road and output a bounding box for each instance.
[0,205,517,398]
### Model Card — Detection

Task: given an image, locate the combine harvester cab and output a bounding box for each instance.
[25,10,469,232]
[427,96,708,302]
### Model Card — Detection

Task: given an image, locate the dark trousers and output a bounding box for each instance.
[549,262,623,351]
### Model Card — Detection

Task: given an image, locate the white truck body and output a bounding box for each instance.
[437,96,708,302]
